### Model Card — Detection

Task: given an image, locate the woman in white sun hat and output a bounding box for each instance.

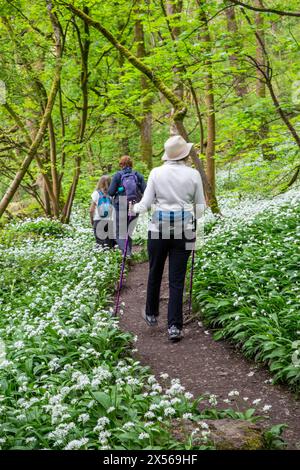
[131,135,206,341]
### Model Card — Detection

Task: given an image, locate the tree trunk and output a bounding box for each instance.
[255,1,266,99]
[48,117,60,207]
[166,0,184,101]
[204,75,216,197]
[188,81,205,154]
[58,81,66,200]
[35,153,60,216]
[117,54,131,155]
[266,78,300,148]
[61,7,90,223]
[161,0,206,157]
[140,111,153,168]
[198,0,217,208]
[162,0,185,135]
[42,177,52,216]
[225,4,248,97]
[134,6,153,169]
[255,0,275,161]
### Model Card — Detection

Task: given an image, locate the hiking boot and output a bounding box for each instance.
[168,325,182,342]
[141,309,158,327]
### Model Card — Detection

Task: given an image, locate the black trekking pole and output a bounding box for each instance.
[188,249,195,317]
[188,217,197,317]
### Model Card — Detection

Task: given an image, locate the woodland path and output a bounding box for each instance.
[118,260,300,450]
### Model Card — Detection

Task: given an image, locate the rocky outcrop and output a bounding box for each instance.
[170,418,265,450]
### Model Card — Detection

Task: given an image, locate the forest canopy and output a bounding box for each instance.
[1,0,300,220]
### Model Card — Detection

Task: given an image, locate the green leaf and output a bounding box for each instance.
[91,391,111,409]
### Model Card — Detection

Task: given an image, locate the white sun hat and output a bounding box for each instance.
[162,135,194,161]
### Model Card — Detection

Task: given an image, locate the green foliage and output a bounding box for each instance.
[16,218,70,237]
[0,215,266,450]
[1,0,300,217]
[194,197,300,389]
[0,218,71,246]
[263,424,288,450]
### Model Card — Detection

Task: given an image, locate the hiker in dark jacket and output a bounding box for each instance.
[108,156,146,256]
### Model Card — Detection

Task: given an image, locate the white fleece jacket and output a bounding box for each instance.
[133,161,206,227]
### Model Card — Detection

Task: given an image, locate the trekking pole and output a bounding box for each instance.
[188,218,197,317]
[114,206,132,317]
[188,248,195,317]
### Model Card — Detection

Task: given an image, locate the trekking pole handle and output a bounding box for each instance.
[128,201,134,218]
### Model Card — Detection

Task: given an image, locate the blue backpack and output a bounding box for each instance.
[120,172,141,203]
[97,191,113,218]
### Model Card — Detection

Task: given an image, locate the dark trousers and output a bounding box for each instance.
[146,232,192,329]
[93,220,115,249]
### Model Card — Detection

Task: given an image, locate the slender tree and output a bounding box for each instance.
[134,2,153,169]
[225,3,248,97]
[197,0,217,207]
[254,0,275,161]
[61,6,90,223]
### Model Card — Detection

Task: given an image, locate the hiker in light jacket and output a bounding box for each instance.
[90,175,115,249]
[108,156,147,256]
[131,135,206,342]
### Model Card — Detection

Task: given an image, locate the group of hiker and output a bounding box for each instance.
[90,135,205,342]
[90,155,146,255]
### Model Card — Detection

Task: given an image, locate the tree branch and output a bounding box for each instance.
[66,3,187,122]
[229,0,300,17]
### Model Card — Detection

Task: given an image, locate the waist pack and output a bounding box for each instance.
[152,210,194,235]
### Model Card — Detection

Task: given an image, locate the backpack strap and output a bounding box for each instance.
[133,171,140,189]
